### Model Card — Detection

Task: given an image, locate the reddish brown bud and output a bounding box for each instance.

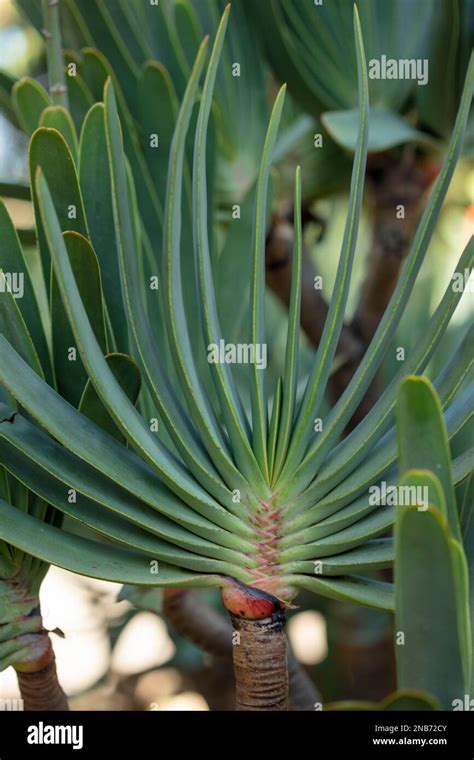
[221,579,283,620]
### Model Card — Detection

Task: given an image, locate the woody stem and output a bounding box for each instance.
[17,655,69,711]
[229,611,288,711]
[222,582,289,711]
[163,588,319,709]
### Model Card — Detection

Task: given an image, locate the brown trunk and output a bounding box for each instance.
[16,656,69,711]
[265,149,438,433]
[2,583,69,712]
[163,588,318,710]
[229,610,288,711]
[353,150,437,345]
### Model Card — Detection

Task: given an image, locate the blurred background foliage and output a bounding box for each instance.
[0,0,472,710]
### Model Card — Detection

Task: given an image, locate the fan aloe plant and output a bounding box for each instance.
[0,3,472,711]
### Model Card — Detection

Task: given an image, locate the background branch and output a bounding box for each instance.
[266,149,438,433]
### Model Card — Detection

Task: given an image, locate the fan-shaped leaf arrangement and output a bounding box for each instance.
[0,5,472,709]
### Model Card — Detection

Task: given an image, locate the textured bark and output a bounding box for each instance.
[163,588,319,710]
[17,657,69,711]
[0,580,68,712]
[230,610,288,711]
